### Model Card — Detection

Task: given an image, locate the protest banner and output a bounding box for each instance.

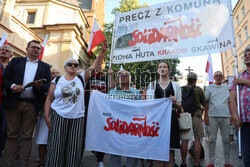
[111,0,234,64]
[85,90,172,161]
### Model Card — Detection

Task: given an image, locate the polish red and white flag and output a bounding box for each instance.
[87,19,105,54]
[0,32,8,46]
[39,34,48,60]
[205,53,213,85]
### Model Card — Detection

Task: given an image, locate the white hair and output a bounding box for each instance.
[64,58,78,67]
[0,45,13,55]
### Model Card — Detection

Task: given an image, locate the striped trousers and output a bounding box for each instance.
[45,110,85,167]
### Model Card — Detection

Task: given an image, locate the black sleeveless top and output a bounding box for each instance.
[154,81,174,99]
[154,81,180,149]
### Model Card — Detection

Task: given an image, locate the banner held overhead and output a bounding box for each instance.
[111,0,234,64]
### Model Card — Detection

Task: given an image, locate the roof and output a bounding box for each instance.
[59,0,80,7]
[78,0,92,10]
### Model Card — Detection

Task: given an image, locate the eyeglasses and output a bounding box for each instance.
[214,75,223,77]
[118,74,128,78]
[30,46,41,50]
[244,53,250,57]
[67,63,79,68]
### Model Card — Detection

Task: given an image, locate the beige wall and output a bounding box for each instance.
[0,0,94,73]
[0,0,43,57]
[0,0,105,73]
[221,0,250,78]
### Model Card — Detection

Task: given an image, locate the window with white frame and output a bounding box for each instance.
[226,69,229,76]
[241,55,245,70]
[27,11,36,24]
[244,26,248,41]
[238,34,242,46]
[241,6,246,19]
[230,49,233,57]
[225,52,228,62]
[236,15,239,27]
[232,64,235,75]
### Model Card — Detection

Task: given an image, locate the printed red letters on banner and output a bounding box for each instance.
[128,15,202,46]
[104,115,160,137]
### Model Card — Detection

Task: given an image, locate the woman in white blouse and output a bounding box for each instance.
[44,42,108,167]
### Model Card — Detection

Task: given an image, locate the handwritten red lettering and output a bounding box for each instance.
[104,116,160,137]
[128,15,202,46]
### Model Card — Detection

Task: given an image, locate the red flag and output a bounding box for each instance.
[39,34,48,60]
[205,53,213,84]
[0,32,8,46]
[87,19,105,54]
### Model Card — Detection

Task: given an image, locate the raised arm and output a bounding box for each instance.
[84,41,108,84]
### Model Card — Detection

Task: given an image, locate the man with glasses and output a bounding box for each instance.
[230,46,250,167]
[204,71,233,167]
[3,40,51,167]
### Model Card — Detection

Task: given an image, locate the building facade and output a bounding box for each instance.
[79,0,105,41]
[221,0,249,78]
[0,0,105,72]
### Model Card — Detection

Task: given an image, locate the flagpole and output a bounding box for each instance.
[108,16,117,90]
[229,0,242,159]
[109,17,117,69]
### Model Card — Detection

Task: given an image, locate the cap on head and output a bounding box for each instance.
[187,72,197,79]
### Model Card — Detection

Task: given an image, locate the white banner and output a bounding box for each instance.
[85,90,172,161]
[111,0,234,64]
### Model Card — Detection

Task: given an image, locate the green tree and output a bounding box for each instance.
[112,0,147,15]
[95,0,181,88]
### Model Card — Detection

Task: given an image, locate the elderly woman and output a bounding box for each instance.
[147,61,181,167]
[109,69,141,167]
[44,42,108,167]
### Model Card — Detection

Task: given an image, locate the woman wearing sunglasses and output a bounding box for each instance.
[44,42,108,167]
[109,70,141,167]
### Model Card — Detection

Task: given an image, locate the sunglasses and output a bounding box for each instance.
[67,63,79,68]
[214,75,223,77]
[118,74,128,78]
[244,53,250,57]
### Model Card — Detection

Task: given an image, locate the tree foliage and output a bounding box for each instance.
[112,0,148,15]
[94,0,181,88]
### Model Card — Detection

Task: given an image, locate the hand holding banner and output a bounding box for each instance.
[85,90,173,161]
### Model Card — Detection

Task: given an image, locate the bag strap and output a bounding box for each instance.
[55,75,84,87]
[77,74,85,87]
[55,76,61,85]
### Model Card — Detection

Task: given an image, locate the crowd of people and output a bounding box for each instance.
[0,40,249,167]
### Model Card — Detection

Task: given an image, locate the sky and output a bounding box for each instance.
[104,0,239,81]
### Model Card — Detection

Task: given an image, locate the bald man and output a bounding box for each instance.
[204,71,233,167]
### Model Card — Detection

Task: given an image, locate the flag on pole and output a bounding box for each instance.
[87,19,105,54]
[38,34,48,60]
[205,53,213,84]
[0,32,8,46]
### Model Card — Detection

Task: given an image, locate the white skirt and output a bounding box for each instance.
[34,117,49,144]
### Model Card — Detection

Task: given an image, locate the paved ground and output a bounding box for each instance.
[0,131,244,167]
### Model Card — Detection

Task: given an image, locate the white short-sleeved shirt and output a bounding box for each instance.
[51,72,85,119]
